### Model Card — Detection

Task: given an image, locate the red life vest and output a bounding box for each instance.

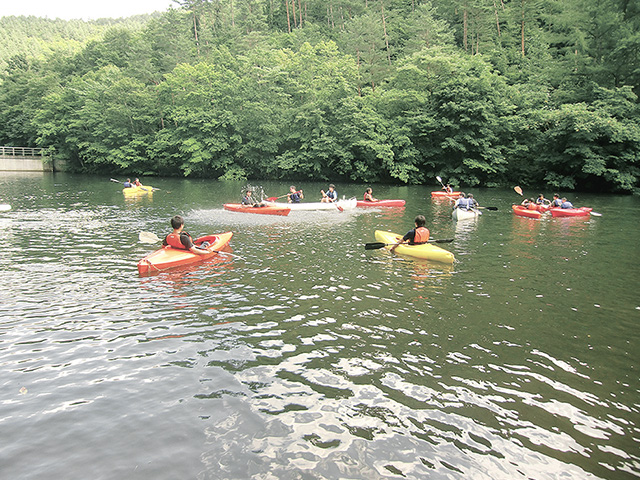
[165,232,189,250]
[527,203,536,210]
[413,227,430,244]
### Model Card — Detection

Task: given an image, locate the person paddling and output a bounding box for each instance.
[391,215,430,251]
[320,184,337,203]
[287,185,304,203]
[123,178,133,188]
[363,187,378,202]
[163,215,209,254]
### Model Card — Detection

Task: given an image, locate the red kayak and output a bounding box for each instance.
[223,203,290,216]
[512,205,543,219]
[356,199,406,207]
[550,207,592,217]
[138,232,233,276]
[431,191,461,198]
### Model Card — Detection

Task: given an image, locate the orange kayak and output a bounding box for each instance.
[431,191,461,198]
[512,205,544,218]
[137,232,233,276]
[356,199,406,207]
[223,203,290,216]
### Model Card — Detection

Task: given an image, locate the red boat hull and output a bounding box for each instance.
[550,207,592,217]
[223,203,290,216]
[431,191,461,198]
[512,205,543,218]
[356,199,406,207]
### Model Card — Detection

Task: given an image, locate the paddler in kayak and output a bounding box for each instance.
[550,194,562,207]
[560,197,574,209]
[454,193,470,210]
[123,178,133,188]
[320,184,337,203]
[241,190,266,207]
[535,194,550,206]
[163,215,209,254]
[390,215,430,251]
[443,183,453,194]
[287,185,304,203]
[363,187,378,202]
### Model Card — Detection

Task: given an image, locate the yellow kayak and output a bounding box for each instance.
[123,185,154,195]
[374,230,455,264]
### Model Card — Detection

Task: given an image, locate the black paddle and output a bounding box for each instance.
[365,238,454,250]
[477,206,498,211]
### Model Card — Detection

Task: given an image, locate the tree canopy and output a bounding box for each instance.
[1,0,638,193]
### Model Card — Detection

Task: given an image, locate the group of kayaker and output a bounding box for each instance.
[520,193,574,209]
[122,178,142,188]
[453,192,480,211]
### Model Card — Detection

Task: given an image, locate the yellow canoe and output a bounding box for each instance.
[123,185,153,195]
[374,230,455,264]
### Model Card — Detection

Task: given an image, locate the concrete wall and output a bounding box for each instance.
[0,156,53,172]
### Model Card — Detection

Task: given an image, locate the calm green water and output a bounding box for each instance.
[1,172,638,479]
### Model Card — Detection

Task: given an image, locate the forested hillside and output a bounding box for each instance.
[1,0,639,193]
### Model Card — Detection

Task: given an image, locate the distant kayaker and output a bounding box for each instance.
[363,187,378,202]
[443,184,453,194]
[123,178,133,188]
[287,186,304,203]
[321,184,337,203]
[536,194,550,206]
[134,178,142,187]
[391,215,430,251]
[560,197,574,209]
[550,194,562,207]
[467,194,479,209]
[163,215,209,254]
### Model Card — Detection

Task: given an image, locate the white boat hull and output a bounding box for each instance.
[452,208,480,221]
[264,198,357,211]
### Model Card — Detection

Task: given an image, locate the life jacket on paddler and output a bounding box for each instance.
[412,227,430,244]
[165,232,190,250]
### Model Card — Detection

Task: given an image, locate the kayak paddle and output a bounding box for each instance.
[111,178,157,192]
[477,206,498,211]
[139,231,243,258]
[365,238,454,250]
[514,186,523,196]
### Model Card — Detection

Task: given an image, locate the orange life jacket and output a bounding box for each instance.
[165,232,189,250]
[413,227,430,244]
[527,203,536,210]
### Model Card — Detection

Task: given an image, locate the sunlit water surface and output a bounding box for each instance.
[0,173,638,479]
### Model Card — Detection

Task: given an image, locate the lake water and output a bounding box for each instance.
[0,173,638,479]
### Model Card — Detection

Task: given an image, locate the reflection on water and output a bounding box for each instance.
[0,174,638,480]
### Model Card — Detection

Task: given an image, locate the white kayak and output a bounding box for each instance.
[264,198,357,211]
[452,208,481,221]
[0,204,11,212]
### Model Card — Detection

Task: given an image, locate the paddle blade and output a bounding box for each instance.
[266,197,278,202]
[485,206,498,211]
[430,238,454,243]
[364,242,387,250]
[436,175,442,183]
[589,211,602,216]
[110,178,121,183]
[336,205,344,212]
[514,186,523,196]
[139,231,161,243]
